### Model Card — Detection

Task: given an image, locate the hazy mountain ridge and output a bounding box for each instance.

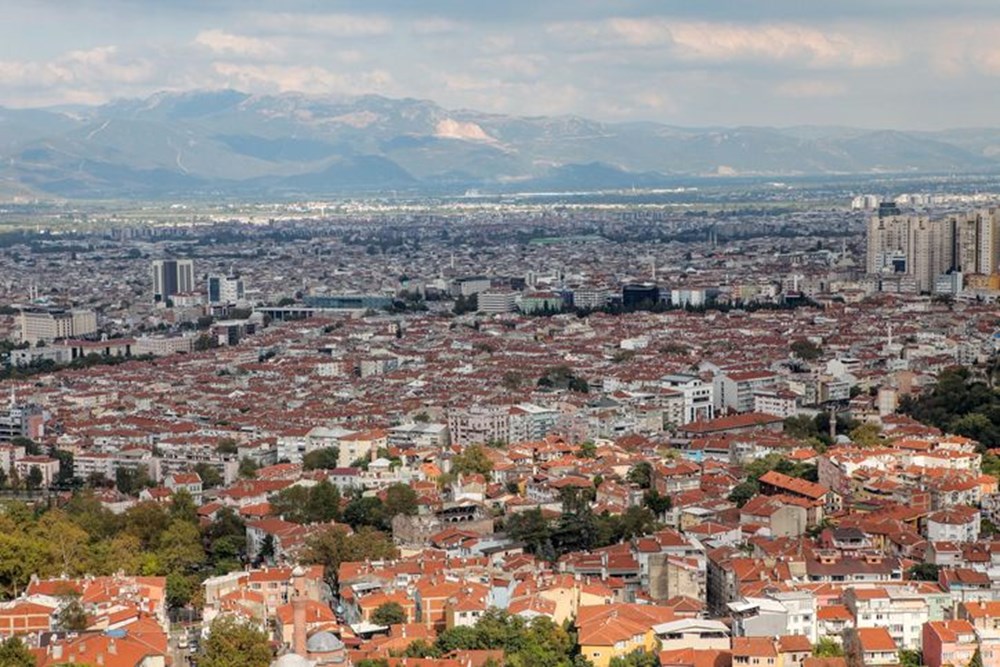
[2,89,999,198]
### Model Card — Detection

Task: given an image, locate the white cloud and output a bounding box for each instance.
[210,62,394,96]
[194,29,280,59]
[554,18,901,70]
[251,13,391,37]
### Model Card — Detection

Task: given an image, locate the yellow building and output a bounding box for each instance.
[577,603,674,667]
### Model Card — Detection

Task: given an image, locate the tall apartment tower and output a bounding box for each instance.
[867,204,957,293]
[207,273,246,306]
[954,208,1000,275]
[152,259,194,304]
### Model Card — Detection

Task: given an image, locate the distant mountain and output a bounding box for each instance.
[1,89,999,199]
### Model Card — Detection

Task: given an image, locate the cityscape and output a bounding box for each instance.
[7,2,1000,667]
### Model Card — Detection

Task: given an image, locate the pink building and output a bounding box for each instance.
[923,620,977,667]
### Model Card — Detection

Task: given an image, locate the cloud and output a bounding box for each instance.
[411,18,464,35]
[556,18,901,69]
[251,12,391,37]
[194,29,280,58]
[775,79,848,98]
[210,62,394,95]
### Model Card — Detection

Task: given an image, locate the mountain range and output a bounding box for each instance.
[2,89,1000,199]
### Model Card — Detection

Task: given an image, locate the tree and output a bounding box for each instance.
[122,501,170,550]
[199,615,272,667]
[610,650,660,667]
[56,594,90,632]
[907,563,940,581]
[790,338,823,361]
[303,447,340,470]
[970,648,984,667]
[577,441,597,459]
[25,466,43,491]
[643,490,672,515]
[899,650,921,667]
[305,481,342,524]
[116,466,153,496]
[728,480,759,507]
[452,445,494,476]
[170,489,199,524]
[0,636,35,667]
[301,526,398,587]
[238,457,259,479]
[505,508,552,557]
[372,601,407,626]
[626,462,653,489]
[813,637,844,658]
[216,438,239,455]
[849,422,885,447]
[343,496,387,531]
[384,484,418,520]
[194,462,223,489]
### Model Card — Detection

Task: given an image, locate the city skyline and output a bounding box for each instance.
[2,1,1000,129]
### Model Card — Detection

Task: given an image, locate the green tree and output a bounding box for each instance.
[643,490,672,515]
[199,615,273,667]
[158,520,206,574]
[610,650,660,667]
[238,457,259,479]
[303,447,340,470]
[899,650,921,667]
[790,338,823,361]
[122,501,171,550]
[25,466,43,491]
[203,508,246,574]
[849,422,885,447]
[505,508,552,557]
[305,481,342,524]
[371,601,407,626]
[116,466,153,496]
[403,639,441,658]
[452,445,494,476]
[384,484,418,519]
[970,648,984,667]
[170,489,199,524]
[194,463,223,489]
[813,637,844,658]
[216,438,239,455]
[301,526,399,587]
[626,462,653,489]
[907,563,940,581]
[343,496,387,531]
[728,480,759,507]
[0,636,35,667]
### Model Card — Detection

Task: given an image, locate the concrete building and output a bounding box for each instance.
[207,273,246,306]
[18,308,97,344]
[152,259,195,304]
[477,289,517,314]
[660,374,714,424]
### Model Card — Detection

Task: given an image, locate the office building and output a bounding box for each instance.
[152,259,195,304]
[477,289,517,314]
[207,273,246,306]
[622,283,660,309]
[18,308,97,345]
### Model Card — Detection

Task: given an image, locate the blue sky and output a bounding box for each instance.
[3,0,1000,129]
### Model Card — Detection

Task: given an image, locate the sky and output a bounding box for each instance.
[3,0,1000,129]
